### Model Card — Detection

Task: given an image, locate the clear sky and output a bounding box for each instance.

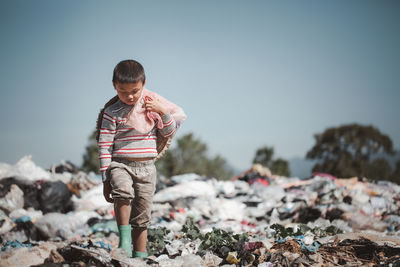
[0,0,399,173]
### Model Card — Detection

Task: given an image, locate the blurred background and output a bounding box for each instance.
[1,0,399,181]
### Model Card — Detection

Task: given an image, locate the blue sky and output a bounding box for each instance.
[0,0,399,173]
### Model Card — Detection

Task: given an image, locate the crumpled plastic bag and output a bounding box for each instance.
[0,184,24,213]
[0,156,50,181]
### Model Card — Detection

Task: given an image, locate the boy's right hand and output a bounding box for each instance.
[103,181,114,203]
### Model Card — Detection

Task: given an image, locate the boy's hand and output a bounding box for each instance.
[103,180,114,203]
[144,96,168,115]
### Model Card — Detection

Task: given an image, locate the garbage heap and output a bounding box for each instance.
[1,156,400,267]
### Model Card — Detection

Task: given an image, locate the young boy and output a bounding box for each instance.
[97,59,183,258]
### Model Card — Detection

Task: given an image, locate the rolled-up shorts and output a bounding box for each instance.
[106,158,156,228]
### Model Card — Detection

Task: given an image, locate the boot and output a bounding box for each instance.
[118,225,132,257]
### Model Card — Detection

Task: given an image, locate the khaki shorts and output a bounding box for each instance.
[106,158,156,228]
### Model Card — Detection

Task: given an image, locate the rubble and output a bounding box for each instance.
[0,156,400,266]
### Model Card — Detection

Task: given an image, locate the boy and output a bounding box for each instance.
[96,59,184,258]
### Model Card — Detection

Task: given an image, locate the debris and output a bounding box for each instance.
[34,211,100,240]
[0,177,41,210]
[1,156,400,266]
[153,179,216,202]
[1,240,32,251]
[147,227,171,256]
[0,242,57,267]
[0,156,50,181]
[49,161,80,174]
[226,251,240,265]
[202,252,223,266]
[0,210,15,235]
[38,181,73,214]
[0,184,24,213]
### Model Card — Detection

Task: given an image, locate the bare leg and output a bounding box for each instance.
[114,199,131,225]
[133,227,147,252]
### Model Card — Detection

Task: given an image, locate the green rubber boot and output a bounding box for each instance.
[118,225,132,257]
[134,251,148,258]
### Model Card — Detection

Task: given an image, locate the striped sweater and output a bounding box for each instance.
[98,99,177,181]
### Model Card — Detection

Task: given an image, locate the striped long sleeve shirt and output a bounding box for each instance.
[98,99,177,181]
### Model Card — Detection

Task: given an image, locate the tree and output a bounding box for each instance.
[270,158,290,177]
[306,123,394,179]
[366,158,392,181]
[253,147,274,168]
[253,146,291,176]
[82,129,100,174]
[156,133,233,180]
[391,160,400,184]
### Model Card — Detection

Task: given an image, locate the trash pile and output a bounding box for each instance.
[1,156,400,266]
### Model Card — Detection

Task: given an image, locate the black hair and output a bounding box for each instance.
[112,59,146,84]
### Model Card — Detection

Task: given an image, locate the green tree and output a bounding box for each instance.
[366,158,392,181]
[206,155,232,180]
[253,147,274,168]
[82,129,99,174]
[306,123,394,179]
[253,146,291,176]
[391,160,400,184]
[156,133,233,180]
[270,158,290,177]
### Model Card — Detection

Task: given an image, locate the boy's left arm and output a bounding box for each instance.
[158,112,177,137]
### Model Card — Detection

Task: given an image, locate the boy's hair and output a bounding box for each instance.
[112,59,146,84]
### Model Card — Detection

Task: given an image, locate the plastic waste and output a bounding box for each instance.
[50,160,80,174]
[0,210,15,235]
[153,180,216,202]
[38,181,73,213]
[213,179,236,196]
[72,184,112,211]
[343,211,387,232]
[34,211,100,240]
[0,184,24,213]
[0,242,57,267]
[90,220,118,234]
[166,239,184,256]
[226,251,240,264]
[170,173,202,184]
[1,240,32,251]
[370,196,386,209]
[12,216,31,223]
[251,184,285,202]
[0,177,40,210]
[181,239,202,256]
[179,254,205,266]
[9,208,43,222]
[0,155,50,181]
[211,198,246,221]
[296,207,321,224]
[1,156,400,266]
[202,252,223,266]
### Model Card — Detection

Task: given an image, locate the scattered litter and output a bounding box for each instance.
[0,156,399,266]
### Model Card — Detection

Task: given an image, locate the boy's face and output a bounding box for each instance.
[113,81,145,105]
